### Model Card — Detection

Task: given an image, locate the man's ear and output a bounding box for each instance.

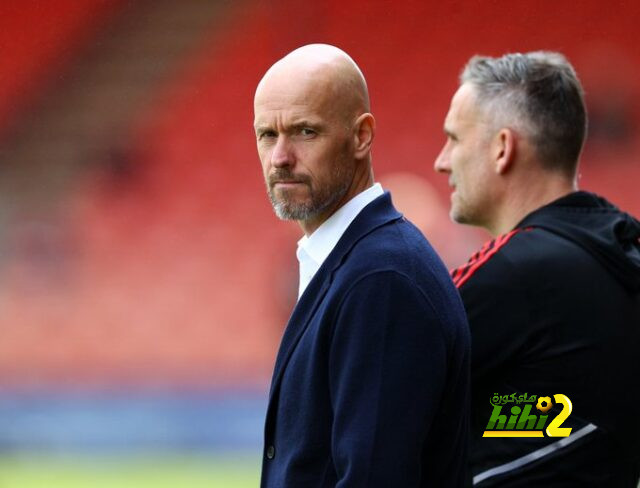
[354,113,375,159]
[493,128,517,174]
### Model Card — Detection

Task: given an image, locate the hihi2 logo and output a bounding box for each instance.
[483,393,573,438]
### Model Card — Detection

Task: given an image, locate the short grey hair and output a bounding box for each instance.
[461,51,587,176]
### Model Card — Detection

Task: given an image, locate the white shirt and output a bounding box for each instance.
[296,183,384,299]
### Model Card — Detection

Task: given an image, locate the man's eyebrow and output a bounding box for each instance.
[254,120,323,134]
[291,120,321,129]
[254,124,273,133]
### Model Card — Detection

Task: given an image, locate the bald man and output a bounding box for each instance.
[254,44,470,487]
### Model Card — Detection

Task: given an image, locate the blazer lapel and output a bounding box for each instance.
[268,192,403,401]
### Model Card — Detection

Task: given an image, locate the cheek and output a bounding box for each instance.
[449,150,465,182]
[300,137,350,181]
[465,163,492,206]
[300,145,331,177]
[258,149,271,171]
[454,145,481,180]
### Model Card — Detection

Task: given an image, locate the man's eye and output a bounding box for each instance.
[259,131,277,140]
[300,128,316,136]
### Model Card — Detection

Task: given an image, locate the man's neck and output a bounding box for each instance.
[487,174,577,237]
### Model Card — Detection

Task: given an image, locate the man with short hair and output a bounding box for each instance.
[435,51,640,486]
[255,44,470,487]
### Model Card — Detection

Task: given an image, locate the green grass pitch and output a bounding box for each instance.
[0,453,260,488]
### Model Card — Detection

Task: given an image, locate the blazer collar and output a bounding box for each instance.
[268,192,403,400]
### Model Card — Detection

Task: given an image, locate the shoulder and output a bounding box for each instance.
[339,216,454,292]
[333,217,468,333]
[331,268,469,350]
[353,216,446,267]
[456,226,581,291]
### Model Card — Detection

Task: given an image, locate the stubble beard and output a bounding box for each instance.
[450,191,471,225]
[450,188,488,228]
[267,165,353,222]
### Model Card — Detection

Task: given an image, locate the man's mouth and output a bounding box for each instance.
[269,172,309,189]
[272,180,305,188]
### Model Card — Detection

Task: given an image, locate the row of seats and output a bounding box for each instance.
[0,0,638,386]
[0,0,122,134]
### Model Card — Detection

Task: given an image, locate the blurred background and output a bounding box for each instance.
[0,0,638,486]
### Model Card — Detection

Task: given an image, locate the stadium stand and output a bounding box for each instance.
[0,0,124,136]
[0,0,638,391]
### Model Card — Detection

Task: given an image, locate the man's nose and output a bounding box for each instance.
[271,136,293,168]
[434,146,451,173]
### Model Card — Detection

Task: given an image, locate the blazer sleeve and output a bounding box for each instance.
[328,270,448,487]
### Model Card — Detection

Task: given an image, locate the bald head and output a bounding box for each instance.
[255,44,370,124]
[254,44,376,235]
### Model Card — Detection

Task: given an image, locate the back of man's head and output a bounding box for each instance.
[461,51,587,177]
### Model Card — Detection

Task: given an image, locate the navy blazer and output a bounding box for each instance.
[261,193,470,487]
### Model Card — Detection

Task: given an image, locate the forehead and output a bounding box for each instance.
[254,71,336,125]
[445,83,483,127]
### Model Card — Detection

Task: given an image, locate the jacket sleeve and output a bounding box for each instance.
[328,270,448,487]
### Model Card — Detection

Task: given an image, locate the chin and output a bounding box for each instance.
[450,208,472,226]
[274,200,316,221]
[450,205,462,223]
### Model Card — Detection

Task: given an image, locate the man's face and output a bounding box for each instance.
[434,83,496,227]
[254,74,355,226]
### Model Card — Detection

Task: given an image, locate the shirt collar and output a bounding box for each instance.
[297,183,384,270]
